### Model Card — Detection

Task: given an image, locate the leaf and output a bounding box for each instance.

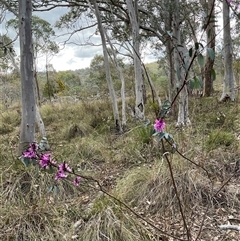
[207,48,215,61]
[39,137,49,151]
[162,99,171,109]
[152,131,159,137]
[158,132,166,141]
[167,31,172,37]
[21,157,31,167]
[53,185,60,195]
[190,76,202,90]
[211,68,216,81]
[159,100,171,117]
[47,186,54,193]
[197,54,204,67]
[195,42,199,50]
[143,120,151,127]
[189,47,193,57]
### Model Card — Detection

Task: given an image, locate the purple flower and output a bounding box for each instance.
[22,143,38,159]
[39,153,51,168]
[73,176,81,186]
[154,119,166,132]
[55,162,72,180]
[58,162,72,172]
[55,170,68,180]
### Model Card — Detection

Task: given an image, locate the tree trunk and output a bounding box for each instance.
[18,0,36,154]
[126,0,145,120]
[105,33,127,129]
[90,0,122,132]
[220,0,235,101]
[164,2,177,117]
[203,0,215,96]
[173,0,191,127]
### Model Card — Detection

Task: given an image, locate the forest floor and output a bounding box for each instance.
[0,91,240,241]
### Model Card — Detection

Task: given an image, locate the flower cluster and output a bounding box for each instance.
[22,143,81,186]
[153,118,166,132]
[23,143,38,159]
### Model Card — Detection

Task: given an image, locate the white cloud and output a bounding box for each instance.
[36,45,94,71]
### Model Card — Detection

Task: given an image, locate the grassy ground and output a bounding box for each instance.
[0,92,240,240]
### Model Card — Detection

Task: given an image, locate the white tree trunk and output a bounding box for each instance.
[2,30,48,142]
[173,0,191,127]
[90,0,122,132]
[220,0,235,101]
[126,0,145,120]
[105,33,127,128]
[1,0,47,144]
[18,0,36,154]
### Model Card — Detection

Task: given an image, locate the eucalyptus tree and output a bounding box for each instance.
[88,0,122,132]
[125,0,145,120]
[220,0,235,101]
[18,0,36,154]
[171,0,191,127]
[201,0,216,96]
[0,1,49,147]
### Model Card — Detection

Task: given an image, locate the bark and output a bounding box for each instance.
[173,0,191,127]
[164,2,177,117]
[90,0,122,132]
[105,33,127,128]
[126,0,145,120]
[1,1,47,144]
[203,0,215,96]
[18,0,36,154]
[220,0,235,101]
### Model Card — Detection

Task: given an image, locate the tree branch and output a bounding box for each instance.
[219,225,240,231]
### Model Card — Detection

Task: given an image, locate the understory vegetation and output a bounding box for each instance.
[1,88,240,240]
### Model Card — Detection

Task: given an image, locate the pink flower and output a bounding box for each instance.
[58,162,72,173]
[227,0,232,3]
[22,143,38,159]
[39,153,56,168]
[39,153,51,168]
[55,162,72,180]
[55,170,68,180]
[154,119,166,132]
[73,176,81,186]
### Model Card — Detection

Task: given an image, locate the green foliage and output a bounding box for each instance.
[7,16,59,55]
[190,76,203,90]
[56,71,82,91]
[197,53,205,67]
[159,99,171,118]
[137,123,154,144]
[206,130,235,150]
[43,81,57,98]
[207,48,215,61]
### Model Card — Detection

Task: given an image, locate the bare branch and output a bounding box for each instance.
[219,225,240,231]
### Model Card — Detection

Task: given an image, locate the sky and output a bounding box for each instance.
[1,6,157,72]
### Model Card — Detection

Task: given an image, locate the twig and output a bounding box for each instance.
[161,140,191,241]
[219,225,240,231]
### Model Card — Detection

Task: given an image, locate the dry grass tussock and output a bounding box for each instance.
[0,96,240,240]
